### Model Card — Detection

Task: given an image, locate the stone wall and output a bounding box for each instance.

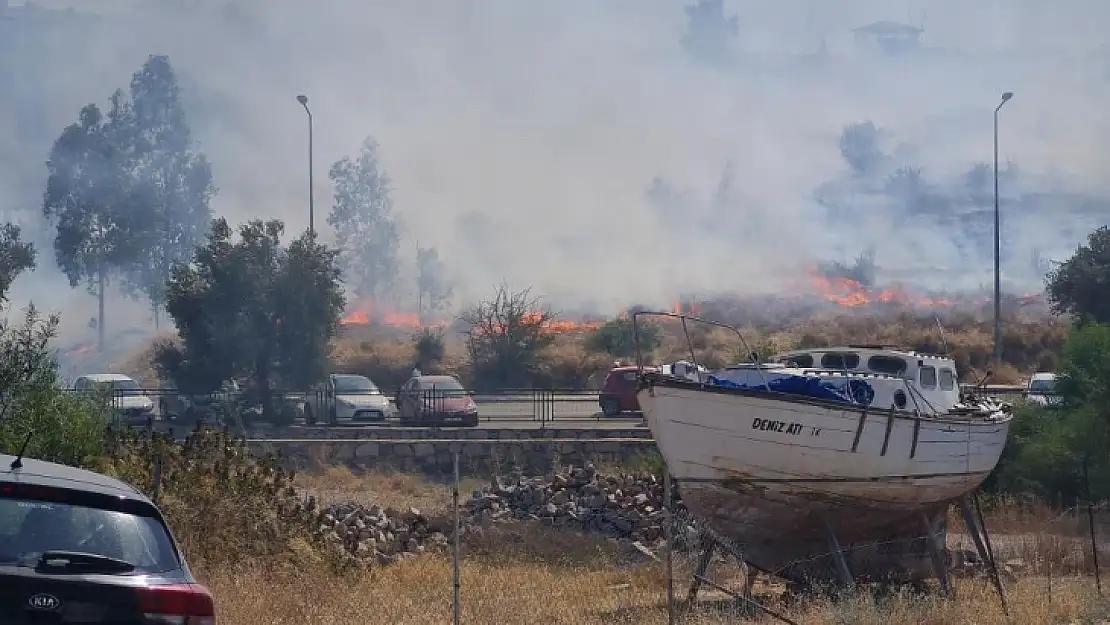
[247,429,658,475]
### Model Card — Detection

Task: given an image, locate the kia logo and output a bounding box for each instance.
[27,593,60,611]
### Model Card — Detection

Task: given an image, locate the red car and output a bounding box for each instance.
[394,375,480,427]
[598,366,657,417]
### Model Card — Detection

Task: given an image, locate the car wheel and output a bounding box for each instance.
[304,404,316,425]
[601,398,622,417]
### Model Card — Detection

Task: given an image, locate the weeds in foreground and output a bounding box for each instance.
[92,430,1110,624]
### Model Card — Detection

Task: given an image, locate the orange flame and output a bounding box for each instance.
[807,269,958,309]
[340,303,424,330]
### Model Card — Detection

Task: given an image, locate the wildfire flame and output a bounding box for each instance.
[805,267,1044,310]
[340,304,423,330]
[67,344,94,356]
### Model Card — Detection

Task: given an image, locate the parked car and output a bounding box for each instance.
[74,373,155,425]
[1024,372,1061,407]
[598,366,648,417]
[395,375,479,426]
[159,378,242,423]
[0,451,216,623]
[304,374,396,425]
[598,363,707,416]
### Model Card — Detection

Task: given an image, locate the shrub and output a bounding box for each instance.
[90,427,349,571]
[0,306,111,466]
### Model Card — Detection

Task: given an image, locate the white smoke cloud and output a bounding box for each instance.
[2,0,1108,341]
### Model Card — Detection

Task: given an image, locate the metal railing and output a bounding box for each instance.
[63,386,639,427]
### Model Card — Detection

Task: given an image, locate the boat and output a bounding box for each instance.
[633,313,1013,586]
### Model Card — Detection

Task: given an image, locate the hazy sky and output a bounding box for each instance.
[2,0,1108,339]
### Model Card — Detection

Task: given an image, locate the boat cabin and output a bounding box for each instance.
[768,346,961,413]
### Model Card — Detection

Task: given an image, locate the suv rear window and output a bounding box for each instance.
[0,497,181,573]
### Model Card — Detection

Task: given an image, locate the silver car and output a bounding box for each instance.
[304,374,396,425]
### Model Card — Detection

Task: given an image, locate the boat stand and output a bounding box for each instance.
[959,494,1009,615]
[822,518,856,592]
[686,526,761,605]
[921,513,953,597]
[685,526,797,624]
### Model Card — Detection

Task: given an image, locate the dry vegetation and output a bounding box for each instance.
[316,313,1070,390]
[99,429,1109,625]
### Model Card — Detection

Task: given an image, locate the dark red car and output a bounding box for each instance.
[599,366,658,417]
[394,375,480,427]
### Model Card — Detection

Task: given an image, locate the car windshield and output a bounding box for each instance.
[334,376,379,394]
[1029,378,1056,394]
[0,497,180,574]
[423,379,466,396]
[103,379,142,396]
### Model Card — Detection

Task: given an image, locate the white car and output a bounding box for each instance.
[74,373,155,423]
[303,374,396,425]
[1024,372,1061,407]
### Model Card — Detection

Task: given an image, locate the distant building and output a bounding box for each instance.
[852,20,923,55]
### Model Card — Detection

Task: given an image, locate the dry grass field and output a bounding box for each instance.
[118,312,1070,389]
[175,465,1106,625]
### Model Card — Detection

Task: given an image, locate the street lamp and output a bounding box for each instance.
[993,91,1013,366]
[296,94,314,236]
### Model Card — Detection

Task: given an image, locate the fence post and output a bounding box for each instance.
[1084,455,1102,596]
[664,469,676,625]
[453,451,462,625]
[151,453,163,505]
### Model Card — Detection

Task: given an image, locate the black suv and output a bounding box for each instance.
[0,453,216,624]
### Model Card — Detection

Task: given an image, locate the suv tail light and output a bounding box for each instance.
[138,583,216,625]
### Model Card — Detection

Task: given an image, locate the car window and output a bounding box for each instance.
[74,379,87,391]
[919,366,937,389]
[1028,378,1056,394]
[621,372,637,382]
[0,497,180,574]
[333,375,379,394]
[108,379,142,396]
[939,368,956,391]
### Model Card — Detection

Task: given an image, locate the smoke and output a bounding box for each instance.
[3,0,1109,341]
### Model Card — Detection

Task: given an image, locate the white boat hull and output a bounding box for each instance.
[639,381,1012,583]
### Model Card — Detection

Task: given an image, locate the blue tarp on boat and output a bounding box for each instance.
[706,374,875,406]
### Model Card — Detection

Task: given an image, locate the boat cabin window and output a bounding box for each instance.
[919,365,937,389]
[939,368,956,391]
[866,355,907,376]
[782,353,813,368]
[820,352,859,370]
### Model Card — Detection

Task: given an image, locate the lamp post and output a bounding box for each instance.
[296,94,314,236]
[992,91,1013,366]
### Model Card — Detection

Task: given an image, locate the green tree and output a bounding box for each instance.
[122,55,216,329]
[990,324,1110,501]
[155,219,345,421]
[459,283,555,389]
[327,136,400,302]
[42,93,139,352]
[0,224,36,303]
[416,245,452,323]
[0,305,111,465]
[584,315,662,359]
[1046,226,1110,325]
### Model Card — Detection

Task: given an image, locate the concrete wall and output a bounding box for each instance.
[243,426,658,475]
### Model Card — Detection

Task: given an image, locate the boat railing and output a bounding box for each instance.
[631,311,772,392]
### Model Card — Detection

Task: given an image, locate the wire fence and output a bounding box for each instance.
[64,387,641,429]
[117,423,1109,624]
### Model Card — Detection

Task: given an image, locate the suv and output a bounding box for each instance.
[0,453,216,623]
[159,379,241,423]
[599,366,651,417]
[1024,372,1061,407]
[73,374,155,425]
